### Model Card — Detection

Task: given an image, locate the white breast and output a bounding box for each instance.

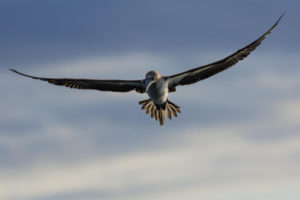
[147,79,169,105]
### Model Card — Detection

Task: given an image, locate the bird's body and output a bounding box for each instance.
[146,71,169,106]
[10,14,284,126]
[147,79,169,106]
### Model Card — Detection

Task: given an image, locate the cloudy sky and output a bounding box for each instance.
[1,0,300,200]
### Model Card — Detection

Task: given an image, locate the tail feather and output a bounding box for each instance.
[159,108,165,126]
[151,106,156,118]
[166,106,172,120]
[139,99,181,126]
[141,103,149,110]
[146,105,151,114]
[139,99,149,105]
[168,101,181,113]
[155,109,159,121]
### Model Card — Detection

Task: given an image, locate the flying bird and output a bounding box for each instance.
[11,14,283,126]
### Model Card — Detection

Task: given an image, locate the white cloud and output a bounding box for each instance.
[1,125,300,200]
[29,52,175,78]
[274,100,300,126]
[1,51,300,200]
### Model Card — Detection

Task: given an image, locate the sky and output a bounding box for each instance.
[1,0,300,200]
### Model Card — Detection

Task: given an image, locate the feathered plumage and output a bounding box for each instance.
[10,14,283,126]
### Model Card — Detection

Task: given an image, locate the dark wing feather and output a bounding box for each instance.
[10,69,146,93]
[167,14,284,89]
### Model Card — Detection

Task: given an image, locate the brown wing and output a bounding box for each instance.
[167,14,284,90]
[10,69,146,93]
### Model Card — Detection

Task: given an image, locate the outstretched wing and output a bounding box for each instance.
[167,14,284,90]
[10,69,146,93]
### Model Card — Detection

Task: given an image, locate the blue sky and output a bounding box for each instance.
[1,1,300,200]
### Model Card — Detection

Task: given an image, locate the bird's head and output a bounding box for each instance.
[145,70,161,86]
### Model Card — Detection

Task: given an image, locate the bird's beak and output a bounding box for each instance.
[145,78,152,87]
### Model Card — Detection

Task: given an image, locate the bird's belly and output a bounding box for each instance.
[147,81,168,105]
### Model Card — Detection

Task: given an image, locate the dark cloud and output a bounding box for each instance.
[0,0,296,67]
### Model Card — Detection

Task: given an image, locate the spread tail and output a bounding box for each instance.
[139,99,181,126]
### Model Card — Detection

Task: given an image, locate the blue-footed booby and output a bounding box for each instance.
[10,14,283,126]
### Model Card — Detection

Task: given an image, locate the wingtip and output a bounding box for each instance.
[277,13,285,24]
[10,68,21,75]
[265,13,285,35]
[9,68,36,79]
[10,68,22,75]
